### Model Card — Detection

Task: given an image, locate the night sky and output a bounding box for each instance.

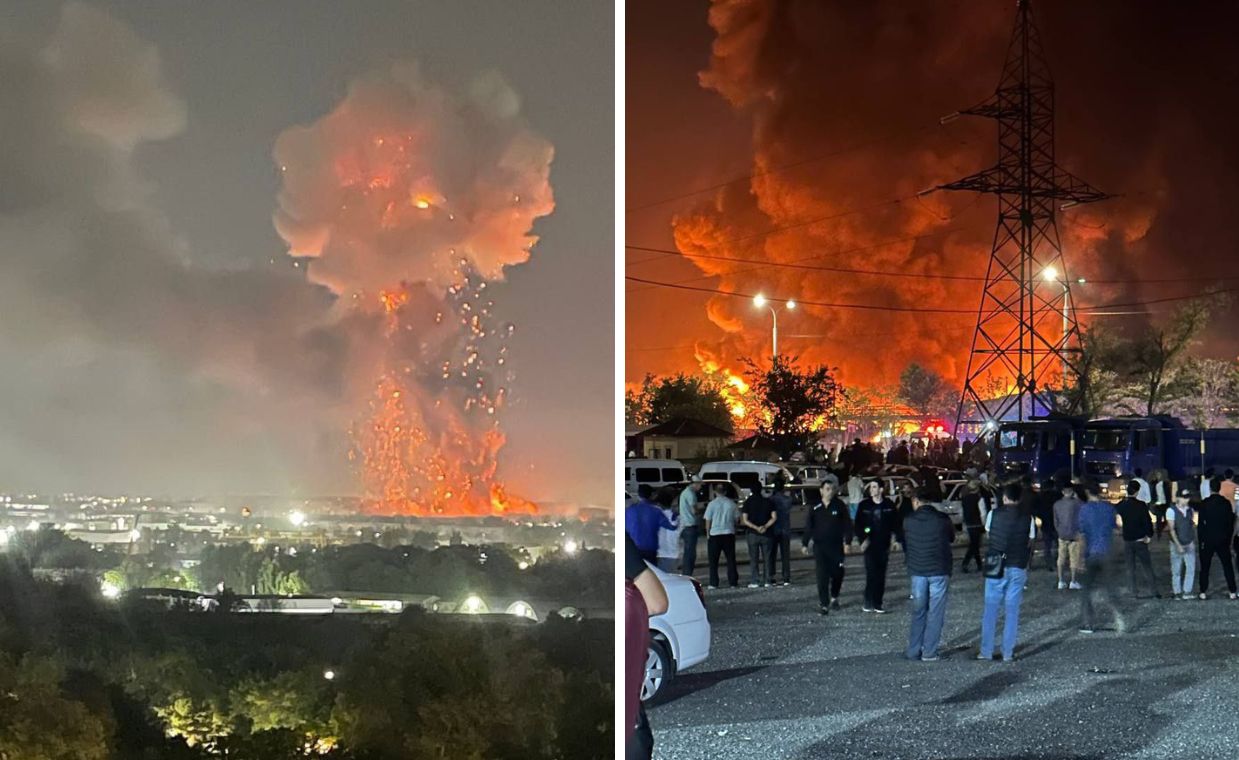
[627,0,1239,393]
[0,1,613,508]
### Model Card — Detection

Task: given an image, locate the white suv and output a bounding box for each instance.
[643,563,710,702]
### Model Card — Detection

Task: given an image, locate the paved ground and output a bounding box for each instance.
[650,537,1239,759]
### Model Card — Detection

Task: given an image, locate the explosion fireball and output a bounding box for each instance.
[273,64,552,515]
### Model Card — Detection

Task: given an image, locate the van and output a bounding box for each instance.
[624,458,689,496]
[697,461,796,500]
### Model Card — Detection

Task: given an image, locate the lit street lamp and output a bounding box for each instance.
[1042,265,1077,387]
[753,293,796,362]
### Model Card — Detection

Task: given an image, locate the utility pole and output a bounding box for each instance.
[933,0,1109,436]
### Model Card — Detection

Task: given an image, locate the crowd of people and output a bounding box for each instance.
[625,465,1239,665]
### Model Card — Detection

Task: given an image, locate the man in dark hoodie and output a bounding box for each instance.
[1197,476,1238,600]
[903,486,954,662]
[801,480,853,615]
[1116,480,1160,598]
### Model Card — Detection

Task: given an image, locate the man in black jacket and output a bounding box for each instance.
[960,480,987,573]
[903,486,954,662]
[1116,480,1160,598]
[1197,477,1238,599]
[855,480,901,613]
[801,480,852,615]
[979,484,1034,662]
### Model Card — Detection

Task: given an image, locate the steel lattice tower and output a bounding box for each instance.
[936,0,1109,435]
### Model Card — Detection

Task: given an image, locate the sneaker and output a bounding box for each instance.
[819,606,829,616]
[706,585,718,590]
[1200,592,1208,600]
[830,600,842,611]
[861,606,875,613]
[748,583,760,589]
[874,608,887,614]
[921,654,946,662]
[782,580,792,586]
[975,653,993,661]
[1230,593,1237,600]
[1057,581,1067,590]
[1079,628,1094,634]
[1069,581,1082,590]
[763,583,771,588]
[1182,593,1194,600]
[1002,656,1016,663]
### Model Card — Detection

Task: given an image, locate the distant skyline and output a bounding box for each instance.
[0,1,613,507]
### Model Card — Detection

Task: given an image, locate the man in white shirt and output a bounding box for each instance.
[1133,468,1152,505]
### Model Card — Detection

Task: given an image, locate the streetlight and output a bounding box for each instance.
[752,293,796,362]
[1042,266,1070,387]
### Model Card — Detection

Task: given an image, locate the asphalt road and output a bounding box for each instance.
[649,536,1239,760]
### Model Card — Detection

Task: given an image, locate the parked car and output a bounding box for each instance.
[698,461,796,501]
[791,464,832,486]
[643,563,710,702]
[624,458,689,496]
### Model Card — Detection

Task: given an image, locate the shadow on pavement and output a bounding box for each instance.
[650,665,768,707]
[938,670,1022,704]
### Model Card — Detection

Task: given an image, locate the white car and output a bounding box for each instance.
[643,563,710,702]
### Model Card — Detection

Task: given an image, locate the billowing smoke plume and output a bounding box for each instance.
[0,3,555,508]
[668,0,1234,391]
[273,64,554,515]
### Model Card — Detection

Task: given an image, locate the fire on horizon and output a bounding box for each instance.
[626,0,1239,415]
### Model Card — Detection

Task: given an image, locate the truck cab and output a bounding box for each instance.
[992,418,1083,481]
[1080,417,1178,482]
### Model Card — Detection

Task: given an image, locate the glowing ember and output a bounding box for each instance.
[273,63,553,516]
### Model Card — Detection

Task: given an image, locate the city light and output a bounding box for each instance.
[460,594,486,614]
[323,669,336,681]
[129,528,142,541]
[1042,265,1058,282]
[506,601,537,620]
[753,293,767,308]
[518,560,529,570]
[101,581,121,599]
[786,300,797,310]
[25,520,40,532]
[289,510,306,527]
[563,538,579,555]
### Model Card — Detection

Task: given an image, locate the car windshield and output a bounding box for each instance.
[1084,428,1128,451]
[997,428,1038,451]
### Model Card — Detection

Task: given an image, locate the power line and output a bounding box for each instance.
[627,241,1239,286]
[624,274,1239,315]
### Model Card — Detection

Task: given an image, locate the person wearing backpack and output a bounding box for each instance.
[978,483,1035,662]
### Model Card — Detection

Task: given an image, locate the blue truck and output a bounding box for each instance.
[992,416,1087,481]
[1080,416,1239,483]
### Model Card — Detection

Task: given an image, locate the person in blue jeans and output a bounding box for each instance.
[979,483,1036,662]
[902,486,954,661]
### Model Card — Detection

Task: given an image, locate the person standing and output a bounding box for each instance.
[678,478,703,577]
[1053,482,1085,590]
[1034,479,1059,571]
[741,486,777,588]
[979,484,1035,662]
[903,486,954,661]
[1197,477,1237,600]
[1151,471,1169,539]
[1079,481,1124,634]
[768,479,794,586]
[960,480,988,573]
[894,481,916,552]
[855,480,900,613]
[801,480,852,615]
[625,534,667,760]
[654,487,682,572]
[626,484,675,565]
[846,472,864,522]
[1133,468,1152,505]
[1116,481,1160,598]
[1166,485,1198,600]
[704,484,741,589]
